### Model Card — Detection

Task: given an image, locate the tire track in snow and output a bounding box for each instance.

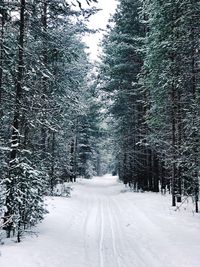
[83,196,93,266]
[83,194,100,267]
[99,199,104,267]
[111,196,163,267]
[109,197,133,267]
[107,199,122,267]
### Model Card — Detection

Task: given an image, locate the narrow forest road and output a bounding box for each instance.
[1,175,200,267]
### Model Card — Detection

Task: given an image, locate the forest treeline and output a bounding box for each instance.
[0,0,104,242]
[100,0,200,212]
[1,0,199,243]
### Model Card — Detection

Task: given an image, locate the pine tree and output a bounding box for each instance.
[1,0,99,241]
[100,0,160,191]
[142,0,200,209]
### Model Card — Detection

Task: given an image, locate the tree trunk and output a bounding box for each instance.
[4,0,26,238]
[50,131,55,193]
[171,81,176,207]
[41,0,48,154]
[0,1,5,108]
[190,12,199,213]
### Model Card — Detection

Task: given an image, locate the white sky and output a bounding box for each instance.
[83,0,118,61]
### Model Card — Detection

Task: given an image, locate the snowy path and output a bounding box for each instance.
[1,175,200,267]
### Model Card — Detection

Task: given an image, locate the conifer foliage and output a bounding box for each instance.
[0,0,99,241]
[100,0,200,211]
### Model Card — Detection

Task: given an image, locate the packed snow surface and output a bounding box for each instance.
[1,174,200,267]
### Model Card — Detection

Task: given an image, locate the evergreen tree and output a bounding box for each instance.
[142,0,200,209]
[0,0,99,241]
[99,0,200,212]
[100,0,160,191]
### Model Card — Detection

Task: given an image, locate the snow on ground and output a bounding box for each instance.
[0,174,200,267]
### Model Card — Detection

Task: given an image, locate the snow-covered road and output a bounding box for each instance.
[1,175,200,267]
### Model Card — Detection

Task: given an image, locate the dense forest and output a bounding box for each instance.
[99,0,200,211]
[0,0,200,244]
[0,0,106,242]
